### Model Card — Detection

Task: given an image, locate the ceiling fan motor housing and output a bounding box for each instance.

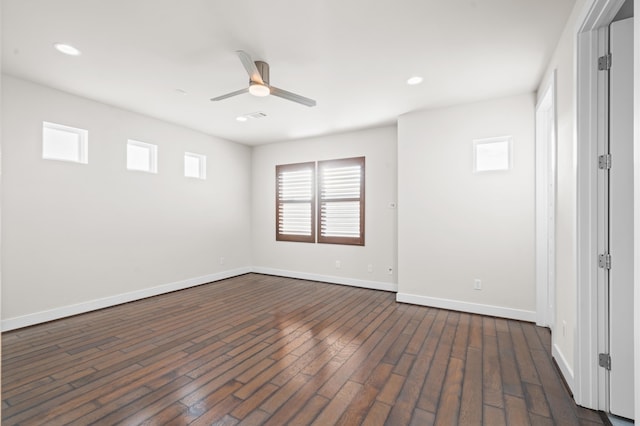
[254,61,270,85]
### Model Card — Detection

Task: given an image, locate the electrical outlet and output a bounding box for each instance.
[562,320,567,337]
[335,260,341,269]
[474,279,482,290]
[367,264,373,273]
[219,257,225,265]
[387,267,393,275]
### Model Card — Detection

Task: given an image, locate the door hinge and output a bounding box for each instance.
[599,353,611,370]
[598,154,611,170]
[598,253,612,269]
[598,53,611,71]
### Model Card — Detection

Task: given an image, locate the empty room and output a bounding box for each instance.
[1,0,639,425]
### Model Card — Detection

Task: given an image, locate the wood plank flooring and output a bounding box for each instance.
[2,273,605,425]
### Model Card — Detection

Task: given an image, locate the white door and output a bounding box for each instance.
[608,16,634,420]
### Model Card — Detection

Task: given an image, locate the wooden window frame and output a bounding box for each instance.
[317,157,365,246]
[276,157,365,246]
[275,162,316,243]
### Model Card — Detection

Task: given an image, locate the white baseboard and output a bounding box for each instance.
[552,343,575,395]
[252,267,397,292]
[395,292,536,322]
[3,269,538,331]
[1,267,252,332]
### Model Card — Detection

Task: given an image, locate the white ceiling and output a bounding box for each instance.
[2,0,576,146]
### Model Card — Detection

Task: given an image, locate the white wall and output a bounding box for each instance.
[537,0,588,387]
[1,8,4,421]
[397,93,536,321]
[634,0,639,420]
[251,126,397,291]
[1,75,252,328]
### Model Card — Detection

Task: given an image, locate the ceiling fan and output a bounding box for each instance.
[210,51,316,107]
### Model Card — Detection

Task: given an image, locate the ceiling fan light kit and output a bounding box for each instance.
[249,83,270,97]
[211,50,316,107]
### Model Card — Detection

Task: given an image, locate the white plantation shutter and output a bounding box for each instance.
[318,157,365,245]
[276,162,315,242]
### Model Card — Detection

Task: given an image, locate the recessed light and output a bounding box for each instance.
[54,43,81,56]
[236,116,248,122]
[407,76,423,86]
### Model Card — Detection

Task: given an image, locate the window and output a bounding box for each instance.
[276,162,315,243]
[184,152,206,180]
[318,157,365,245]
[127,140,157,173]
[42,121,88,164]
[276,157,365,246]
[473,136,512,172]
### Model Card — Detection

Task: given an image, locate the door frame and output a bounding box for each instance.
[536,71,557,329]
[575,0,627,411]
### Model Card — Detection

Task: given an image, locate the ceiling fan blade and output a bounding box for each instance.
[210,87,248,101]
[236,50,264,84]
[270,86,316,107]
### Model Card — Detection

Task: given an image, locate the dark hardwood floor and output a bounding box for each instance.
[3,273,604,425]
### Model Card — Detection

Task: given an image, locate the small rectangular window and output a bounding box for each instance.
[184,152,206,180]
[276,162,315,243]
[318,157,365,246]
[42,121,88,164]
[127,140,157,173]
[473,136,512,172]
